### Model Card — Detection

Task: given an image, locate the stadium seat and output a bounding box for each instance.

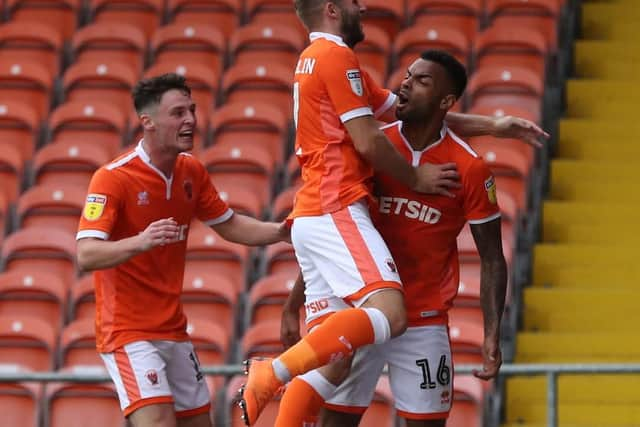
[182,269,237,334]
[69,275,94,321]
[466,65,544,122]
[59,317,101,367]
[241,319,284,359]
[186,221,251,293]
[286,152,301,187]
[151,23,226,77]
[5,0,80,40]
[475,25,549,78]
[449,318,483,366]
[393,25,470,71]
[222,62,293,117]
[71,22,147,75]
[0,381,42,427]
[0,315,56,370]
[360,0,404,40]
[0,271,67,330]
[32,139,112,188]
[145,61,219,119]
[466,104,538,125]
[0,100,39,163]
[44,380,124,427]
[456,223,514,268]
[62,61,138,114]
[245,0,307,38]
[89,0,164,39]
[186,317,229,389]
[201,143,275,208]
[262,241,297,276]
[408,0,482,41]
[230,23,305,71]
[169,0,241,39]
[355,24,391,80]
[210,101,288,165]
[247,271,297,325]
[449,375,483,427]
[226,374,283,427]
[216,182,264,218]
[0,21,63,75]
[271,184,299,222]
[0,143,23,203]
[1,227,77,288]
[0,60,53,120]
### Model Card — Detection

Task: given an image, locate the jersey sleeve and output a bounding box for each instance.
[361,69,396,119]
[77,167,123,240]
[194,160,234,225]
[463,158,501,224]
[318,46,373,123]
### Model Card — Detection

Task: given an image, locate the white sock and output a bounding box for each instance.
[362,307,391,344]
[272,358,292,383]
[299,369,337,400]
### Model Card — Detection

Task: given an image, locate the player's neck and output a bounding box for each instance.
[141,139,177,178]
[401,119,444,152]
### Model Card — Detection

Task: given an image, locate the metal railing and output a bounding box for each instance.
[2,363,640,427]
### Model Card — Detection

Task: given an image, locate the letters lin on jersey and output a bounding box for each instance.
[346,69,363,96]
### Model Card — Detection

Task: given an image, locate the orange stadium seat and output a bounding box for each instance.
[285,153,301,187]
[262,241,297,276]
[145,61,219,119]
[169,0,242,39]
[186,317,229,389]
[59,318,101,367]
[5,0,80,40]
[409,0,482,41]
[271,184,299,222]
[222,62,293,117]
[182,269,237,334]
[0,100,39,163]
[32,140,112,188]
[248,272,297,325]
[496,187,519,225]
[449,318,483,366]
[226,374,283,427]
[241,319,284,359]
[1,227,77,288]
[186,221,251,293]
[360,376,395,427]
[230,23,305,71]
[476,25,548,77]
[71,22,147,75]
[215,182,264,218]
[0,21,63,76]
[487,0,559,52]
[0,381,42,427]
[466,65,544,121]
[45,381,124,427]
[0,60,53,120]
[456,223,514,268]
[356,24,391,80]
[62,61,138,113]
[16,184,85,236]
[449,375,483,427]
[151,23,226,77]
[245,0,307,38]
[360,0,404,40]
[393,24,470,71]
[201,143,275,208]
[0,271,67,330]
[210,101,289,165]
[0,315,56,370]
[47,101,127,158]
[89,0,164,39]
[69,275,94,321]
[466,104,538,125]
[0,144,23,203]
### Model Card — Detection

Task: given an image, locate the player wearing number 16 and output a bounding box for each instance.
[76,74,290,427]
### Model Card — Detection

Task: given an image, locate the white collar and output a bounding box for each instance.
[135,139,174,181]
[309,32,348,47]
[398,121,449,155]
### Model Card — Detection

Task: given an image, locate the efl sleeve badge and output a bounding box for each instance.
[83,194,107,221]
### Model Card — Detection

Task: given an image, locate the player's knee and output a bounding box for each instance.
[128,403,177,427]
[318,356,353,385]
[362,289,407,338]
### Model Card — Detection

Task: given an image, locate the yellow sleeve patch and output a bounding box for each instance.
[83,194,107,221]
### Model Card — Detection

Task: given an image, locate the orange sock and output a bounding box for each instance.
[273,308,375,381]
[275,377,324,427]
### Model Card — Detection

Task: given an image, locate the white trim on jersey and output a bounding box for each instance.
[448,129,479,158]
[340,107,373,123]
[136,141,174,200]
[203,208,234,226]
[468,211,502,225]
[106,150,138,171]
[373,93,397,119]
[76,229,109,240]
[309,32,348,47]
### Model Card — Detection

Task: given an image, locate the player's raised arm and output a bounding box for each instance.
[210,214,290,246]
[445,111,549,147]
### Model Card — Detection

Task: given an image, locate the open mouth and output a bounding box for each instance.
[178,130,194,139]
[397,92,409,107]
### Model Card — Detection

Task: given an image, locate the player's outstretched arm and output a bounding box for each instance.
[210,213,290,246]
[445,112,549,147]
[77,218,179,271]
[281,272,305,349]
[470,218,508,381]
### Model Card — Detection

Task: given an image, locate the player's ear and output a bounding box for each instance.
[140,113,155,131]
[440,94,457,110]
[326,0,340,20]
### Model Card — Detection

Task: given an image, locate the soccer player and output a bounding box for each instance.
[76,74,290,427]
[279,50,508,427]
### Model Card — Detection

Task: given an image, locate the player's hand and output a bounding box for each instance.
[473,337,502,381]
[492,116,550,148]
[280,308,301,349]
[413,162,461,197]
[278,220,292,243]
[138,217,179,251]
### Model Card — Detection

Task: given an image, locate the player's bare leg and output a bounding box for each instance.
[128,403,176,427]
[406,419,446,427]
[177,412,212,427]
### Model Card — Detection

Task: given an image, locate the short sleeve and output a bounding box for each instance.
[361,69,396,119]
[77,168,123,240]
[463,158,501,224]
[194,160,234,225]
[318,46,373,123]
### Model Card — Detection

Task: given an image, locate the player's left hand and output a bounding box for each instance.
[492,116,550,148]
[278,220,292,243]
[473,337,502,381]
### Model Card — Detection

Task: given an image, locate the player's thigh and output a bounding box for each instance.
[176,413,212,427]
[128,403,176,427]
[164,341,212,419]
[320,407,362,427]
[101,341,175,420]
[385,326,453,420]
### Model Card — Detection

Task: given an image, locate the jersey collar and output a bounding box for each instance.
[135,140,175,199]
[397,121,448,155]
[309,32,348,47]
